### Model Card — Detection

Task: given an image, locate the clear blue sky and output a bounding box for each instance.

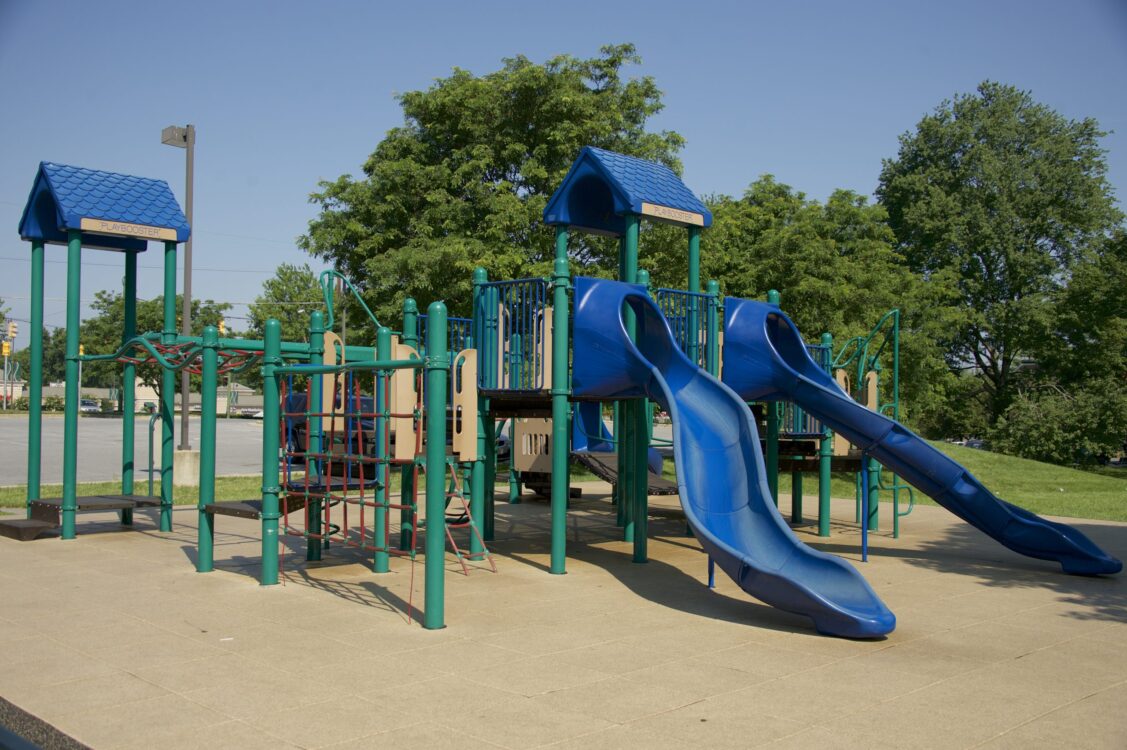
[1,0,1124,342]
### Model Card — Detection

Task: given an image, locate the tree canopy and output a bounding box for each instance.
[877,81,1122,422]
[247,263,324,343]
[301,44,684,324]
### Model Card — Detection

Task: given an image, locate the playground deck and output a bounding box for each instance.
[0,485,1124,749]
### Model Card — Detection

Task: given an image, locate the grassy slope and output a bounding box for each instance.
[771,442,1127,522]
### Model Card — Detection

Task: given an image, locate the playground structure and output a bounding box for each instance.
[5,150,1121,638]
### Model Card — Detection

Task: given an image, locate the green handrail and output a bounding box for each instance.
[319,269,383,331]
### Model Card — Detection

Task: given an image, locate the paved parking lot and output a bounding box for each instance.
[0,415,266,484]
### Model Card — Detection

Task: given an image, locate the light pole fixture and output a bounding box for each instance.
[161,124,195,450]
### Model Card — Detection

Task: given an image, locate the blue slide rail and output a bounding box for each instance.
[721,296,1121,577]
[572,276,895,638]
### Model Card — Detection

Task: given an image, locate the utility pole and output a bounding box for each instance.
[162,123,195,449]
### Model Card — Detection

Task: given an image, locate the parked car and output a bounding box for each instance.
[79,398,100,413]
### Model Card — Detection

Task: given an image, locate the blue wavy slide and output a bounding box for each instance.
[572,276,896,638]
[722,296,1121,578]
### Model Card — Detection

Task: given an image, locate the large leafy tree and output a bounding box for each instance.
[877,81,1122,422]
[301,44,684,327]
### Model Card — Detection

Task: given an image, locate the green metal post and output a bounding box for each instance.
[196,325,218,572]
[159,240,177,532]
[60,231,82,539]
[423,301,449,629]
[868,365,881,531]
[765,289,781,505]
[260,320,282,585]
[307,310,324,561]
[616,235,628,529]
[550,228,570,575]
[818,332,833,537]
[400,299,418,551]
[891,311,902,538]
[472,270,497,541]
[706,280,720,376]
[120,251,137,525]
[620,215,648,563]
[375,326,391,572]
[687,228,701,365]
[26,240,44,516]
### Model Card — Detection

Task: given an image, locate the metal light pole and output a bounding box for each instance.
[161,123,195,450]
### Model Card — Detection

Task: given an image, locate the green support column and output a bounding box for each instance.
[482,411,496,541]
[818,332,833,537]
[615,235,628,529]
[60,231,82,539]
[400,298,418,551]
[868,365,881,531]
[620,214,648,563]
[706,280,720,376]
[196,325,219,572]
[549,228,570,575]
[307,311,325,561]
[633,268,652,564]
[765,289,781,505]
[375,326,392,572]
[26,240,45,516]
[159,240,177,532]
[120,251,137,525]
[423,301,449,629]
[687,228,701,365]
[260,320,282,585]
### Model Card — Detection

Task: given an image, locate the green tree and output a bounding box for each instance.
[80,292,230,393]
[877,81,1122,422]
[12,327,67,386]
[301,44,684,328]
[990,378,1127,466]
[247,263,324,343]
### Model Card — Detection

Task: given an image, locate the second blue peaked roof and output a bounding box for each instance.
[18,162,190,252]
[543,146,712,235]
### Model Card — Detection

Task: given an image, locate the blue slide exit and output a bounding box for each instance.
[721,296,1121,577]
[572,276,895,638]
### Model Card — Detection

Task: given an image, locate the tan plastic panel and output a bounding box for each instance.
[452,349,478,461]
[391,342,420,462]
[512,417,553,472]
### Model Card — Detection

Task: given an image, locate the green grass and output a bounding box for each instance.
[0,472,406,509]
[6,445,1125,522]
[0,476,264,508]
[770,442,1127,522]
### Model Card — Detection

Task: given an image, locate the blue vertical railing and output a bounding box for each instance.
[419,314,473,356]
[655,288,717,370]
[476,278,551,392]
[779,343,831,438]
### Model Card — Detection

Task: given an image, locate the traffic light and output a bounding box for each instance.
[5,320,16,339]
[218,318,226,336]
[1,341,9,357]
[79,344,85,356]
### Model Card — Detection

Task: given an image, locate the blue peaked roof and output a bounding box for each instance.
[543,146,712,235]
[18,162,191,252]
